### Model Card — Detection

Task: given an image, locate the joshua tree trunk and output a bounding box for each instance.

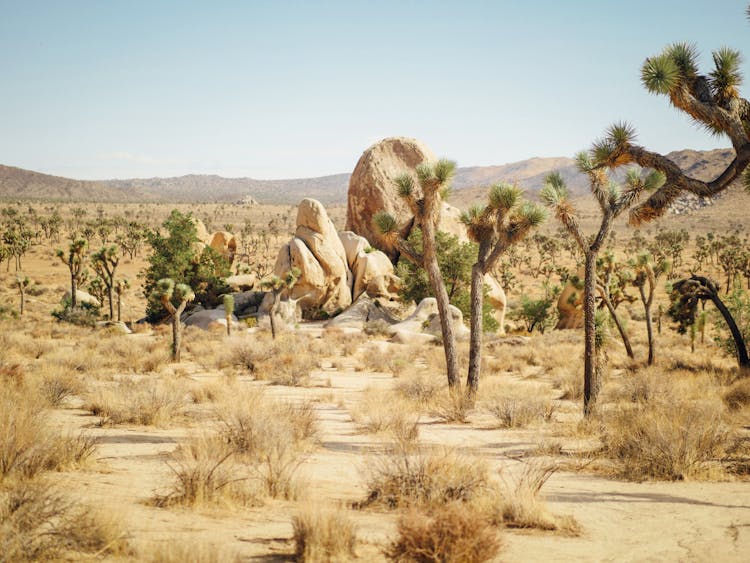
[599,290,634,359]
[172,315,182,362]
[107,286,114,320]
[117,294,122,322]
[709,291,750,370]
[422,217,460,392]
[583,251,600,416]
[19,288,25,316]
[70,275,77,309]
[638,284,655,365]
[466,261,485,402]
[269,291,281,340]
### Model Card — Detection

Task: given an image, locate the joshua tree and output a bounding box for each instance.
[260,267,301,339]
[16,275,30,316]
[57,239,88,309]
[151,278,195,362]
[590,15,750,224]
[542,155,666,415]
[114,278,130,322]
[669,275,749,371]
[374,159,462,394]
[223,294,234,336]
[595,251,635,359]
[91,245,121,320]
[460,183,545,402]
[630,253,670,365]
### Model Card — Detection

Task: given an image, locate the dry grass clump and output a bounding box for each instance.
[38,371,84,406]
[360,448,489,509]
[0,480,129,561]
[231,333,320,386]
[155,432,259,508]
[216,389,317,499]
[551,365,584,400]
[384,503,501,563]
[0,387,97,481]
[723,378,750,410]
[351,388,420,446]
[139,540,241,563]
[481,382,555,428]
[393,374,441,406]
[85,377,187,427]
[602,397,729,480]
[482,462,580,534]
[292,505,358,562]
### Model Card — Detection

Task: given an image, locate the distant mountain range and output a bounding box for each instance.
[0,148,737,206]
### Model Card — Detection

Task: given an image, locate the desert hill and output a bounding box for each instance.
[0,148,739,206]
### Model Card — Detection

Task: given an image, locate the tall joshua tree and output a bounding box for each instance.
[151,278,195,362]
[114,278,130,322]
[374,159,461,393]
[460,183,546,402]
[630,253,670,365]
[91,245,120,320]
[591,31,750,224]
[542,153,666,415]
[57,239,88,309]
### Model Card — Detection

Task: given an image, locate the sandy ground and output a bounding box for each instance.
[43,356,750,562]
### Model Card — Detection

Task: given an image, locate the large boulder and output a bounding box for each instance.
[207,231,237,263]
[63,289,100,308]
[225,274,257,292]
[184,309,239,331]
[346,137,436,262]
[484,274,508,335]
[324,294,400,330]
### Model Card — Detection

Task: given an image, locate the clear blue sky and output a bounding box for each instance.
[1,0,747,180]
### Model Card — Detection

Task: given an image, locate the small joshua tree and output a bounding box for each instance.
[222,294,234,336]
[669,275,749,371]
[151,278,195,362]
[374,159,462,394]
[114,278,130,322]
[596,251,635,359]
[460,183,546,402]
[630,253,670,365]
[261,267,301,339]
[91,245,121,320]
[16,275,30,316]
[542,152,666,415]
[57,239,88,309]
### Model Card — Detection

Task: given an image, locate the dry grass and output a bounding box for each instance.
[85,377,187,427]
[38,371,84,406]
[481,382,556,428]
[481,461,580,534]
[230,333,321,386]
[155,432,259,508]
[360,447,489,509]
[724,378,750,410]
[384,503,501,563]
[351,388,420,446]
[216,389,317,499]
[0,386,97,481]
[292,505,358,562]
[0,480,129,561]
[140,540,241,563]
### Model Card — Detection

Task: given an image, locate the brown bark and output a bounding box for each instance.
[466,261,485,403]
[598,290,634,359]
[583,252,600,416]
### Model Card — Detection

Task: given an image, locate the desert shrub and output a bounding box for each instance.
[85,377,186,427]
[216,390,317,499]
[384,503,501,563]
[363,318,394,337]
[351,389,419,446]
[141,541,241,563]
[481,461,579,534]
[481,383,555,428]
[51,300,100,326]
[552,367,583,401]
[156,433,258,508]
[0,480,128,561]
[292,506,357,562]
[38,371,84,406]
[232,334,320,386]
[724,379,750,410]
[512,293,558,334]
[360,448,489,509]
[602,397,730,480]
[393,374,441,406]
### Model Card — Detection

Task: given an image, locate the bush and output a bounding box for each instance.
[232,334,320,386]
[724,379,750,410]
[360,448,489,509]
[85,378,186,427]
[602,398,730,480]
[384,503,501,563]
[51,300,100,326]
[292,506,357,562]
[481,383,555,428]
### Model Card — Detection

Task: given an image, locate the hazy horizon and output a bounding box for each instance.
[2,1,747,180]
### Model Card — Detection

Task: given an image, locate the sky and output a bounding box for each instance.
[0,0,748,180]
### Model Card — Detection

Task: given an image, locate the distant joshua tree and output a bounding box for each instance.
[222,294,234,337]
[91,245,121,320]
[16,275,30,316]
[542,152,665,415]
[261,267,301,339]
[374,159,462,395]
[57,239,88,309]
[630,253,670,365]
[460,183,545,402]
[152,279,195,362]
[114,278,130,322]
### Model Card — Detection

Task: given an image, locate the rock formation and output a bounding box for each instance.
[264,199,400,317]
[189,218,238,265]
[556,275,584,329]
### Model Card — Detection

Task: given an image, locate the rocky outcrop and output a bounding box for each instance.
[346,137,436,262]
[184,308,239,331]
[324,294,400,330]
[389,297,469,342]
[63,289,100,308]
[189,218,238,265]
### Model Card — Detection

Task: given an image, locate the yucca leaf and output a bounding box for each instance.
[373,211,398,235]
[394,174,415,199]
[575,151,594,173]
[488,182,520,211]
[665,42,699,79]
[641,53,680,94]
[606,121,637,146]
[433,158,457,185]
[643,170,667,191]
